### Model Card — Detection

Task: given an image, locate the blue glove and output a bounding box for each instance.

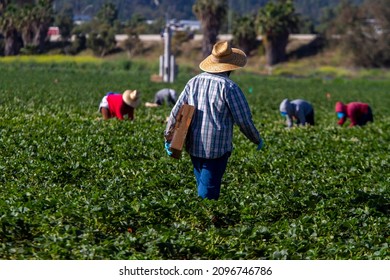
[337,112,345,119]
[257,139,264,150]
[165,141,172,156]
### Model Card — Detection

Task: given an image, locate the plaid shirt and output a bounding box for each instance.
[165,72,261,159]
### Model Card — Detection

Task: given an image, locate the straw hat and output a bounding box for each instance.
[123,89,141,108]
[199,41,247,73]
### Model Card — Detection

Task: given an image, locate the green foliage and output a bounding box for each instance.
[256,0,299,37]
[295,0,364,28]
[170,31,193,56]
[87,26,117,57]
[69,32,87,54]
[84,3,119,57]
[0,3,22,55]
[232,14,258,55]
[256,0,301,66]
[121,34,143,58]
[0,62,389,260]
[54,4,74,41]
[0,0,53,55]
[326,0,390,68]
[96,2,118,26]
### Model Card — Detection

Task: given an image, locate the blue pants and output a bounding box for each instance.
[357,106,373,126]
[190,152,231,200]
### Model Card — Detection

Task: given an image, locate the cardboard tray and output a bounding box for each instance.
[170,104,195,159]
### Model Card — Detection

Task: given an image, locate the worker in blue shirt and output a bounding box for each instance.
[145,88,177,107]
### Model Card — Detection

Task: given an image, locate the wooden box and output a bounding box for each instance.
[170,104,195,159]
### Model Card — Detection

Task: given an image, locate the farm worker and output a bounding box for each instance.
[145,88,177,108]
[98,89,141,120]
[279,98,314,128]
[335,101,373,127]
[164,41,264,200]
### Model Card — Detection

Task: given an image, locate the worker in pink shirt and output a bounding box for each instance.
[335,101,373,127]
[98,89,141,120]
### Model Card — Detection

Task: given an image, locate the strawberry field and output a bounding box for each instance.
[0,62,389,259]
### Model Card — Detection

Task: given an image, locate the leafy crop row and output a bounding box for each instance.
[0,63,389,259]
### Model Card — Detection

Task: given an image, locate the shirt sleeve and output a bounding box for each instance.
[337,117,346,126]
[286,115,293,128]
[226,85,261,145]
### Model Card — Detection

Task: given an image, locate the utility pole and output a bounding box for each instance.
[153,2,177,83]
[159,21,177,83]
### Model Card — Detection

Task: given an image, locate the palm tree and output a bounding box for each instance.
[87,24,116,57]
[32,0,54,53]
[85,3,118,57]
[0,0,9,12]
[18,4,36,48]
[256,0,299,66]
[0,4,22,55]
[232,14,258,55]
[0,0,52,55]
[96,3,118,26]
[193,0,227,58]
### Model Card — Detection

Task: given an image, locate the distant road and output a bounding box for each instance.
[116,34,317,42]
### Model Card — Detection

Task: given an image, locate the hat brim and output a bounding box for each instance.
[124,99,140,108]
[199,48,247,73]
[123,90,141,108]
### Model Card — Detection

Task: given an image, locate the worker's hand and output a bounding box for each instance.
[257,139,264,151]
[164,141,172,156]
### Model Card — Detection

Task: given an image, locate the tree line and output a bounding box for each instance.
[1,0,390,68]
[51,0,363,25]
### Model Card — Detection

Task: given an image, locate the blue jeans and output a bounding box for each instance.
[190,152,231,200]
[357,106,373,126]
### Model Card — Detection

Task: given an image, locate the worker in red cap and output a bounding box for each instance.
[335,101,373,127]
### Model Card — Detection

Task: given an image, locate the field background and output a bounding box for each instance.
[0,60,389,259]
